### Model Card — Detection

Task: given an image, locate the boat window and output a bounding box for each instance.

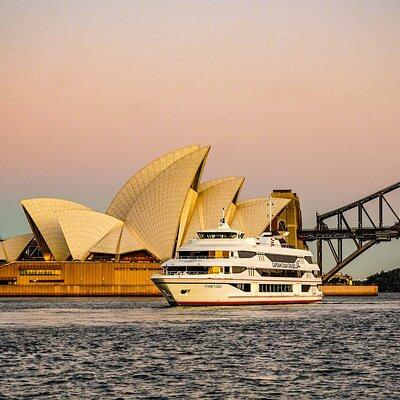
[224,266,230,274]
[232,266,246,274]
[229,283,251,292]
[178,251,208,259]
[302,285,311,292]
[165,266,208,275]
[312,270,321,278]
[265,254,298,263]
[259,284,293,293]
[198,232,238,239]
[238,251,256,258]
[305,256,313,264]
[256,268,304,278]
[214,251,230,259]
[178,251,229,259]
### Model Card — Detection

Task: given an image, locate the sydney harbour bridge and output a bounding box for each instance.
[299,182,400,283]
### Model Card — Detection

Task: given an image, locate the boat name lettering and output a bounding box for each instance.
[272,260,300,269]
[205,284,222,288]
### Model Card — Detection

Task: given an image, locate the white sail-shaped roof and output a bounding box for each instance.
[0,243,6,260]
[15,145,298,262]
[231,197,291,238]
[124,146,210,261]
[21,198,91,261]
[106,144,202,221]
[118,225,146,255]
[89,224,146,256]
[182,177,244,244]
[1,233,34,262]
[57,210,123,260]
[89,224,123,254]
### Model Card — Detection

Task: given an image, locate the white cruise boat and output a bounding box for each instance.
[152,215,323,306]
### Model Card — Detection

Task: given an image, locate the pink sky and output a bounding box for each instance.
[1,0,399,277]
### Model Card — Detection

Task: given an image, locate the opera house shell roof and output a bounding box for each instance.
[0,145,293,263]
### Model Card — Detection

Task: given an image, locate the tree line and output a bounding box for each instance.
[363,268,400,292]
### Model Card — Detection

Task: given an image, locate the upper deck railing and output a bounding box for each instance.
[177,255,229,260]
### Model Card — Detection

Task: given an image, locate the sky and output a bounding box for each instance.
[1,0,399,278]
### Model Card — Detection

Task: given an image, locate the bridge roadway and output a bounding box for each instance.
[300,224,400,242]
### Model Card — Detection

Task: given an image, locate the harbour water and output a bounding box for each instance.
[0,294,399,399]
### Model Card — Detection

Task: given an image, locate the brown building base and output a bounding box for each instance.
[0,261,163,296]
[321,285,378,296]
[0,262,379,297]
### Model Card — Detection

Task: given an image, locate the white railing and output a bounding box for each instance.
[177,256,230,259]
[165,270,207,276]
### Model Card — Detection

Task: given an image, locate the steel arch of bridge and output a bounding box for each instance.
[299,181,400,283]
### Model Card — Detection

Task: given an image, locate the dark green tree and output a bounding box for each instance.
[364,268,400,292]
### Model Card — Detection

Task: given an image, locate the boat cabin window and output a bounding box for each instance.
[229,283,251,292]
[198,232,241,239]
[259,284,293,293]
[178,251,209,259]
[178,250,229,259]
[231,266,246,274]
[305,256,314,264]
[302,285,311,292]
[265,254,298,263]
[312,270,321,278]
[165,266,209,275]
[238,251,257,258]
[256,268,305,278]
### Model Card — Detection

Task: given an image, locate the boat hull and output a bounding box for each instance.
[172,299,321,306]
[152,276,323,307]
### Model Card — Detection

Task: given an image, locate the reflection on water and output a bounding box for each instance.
[0,294,399,399]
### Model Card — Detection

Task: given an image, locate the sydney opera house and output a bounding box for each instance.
[0,145,304,295]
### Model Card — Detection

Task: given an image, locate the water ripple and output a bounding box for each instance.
[0,294,399,399]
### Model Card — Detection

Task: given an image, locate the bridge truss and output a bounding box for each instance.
[299,182,400,283]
